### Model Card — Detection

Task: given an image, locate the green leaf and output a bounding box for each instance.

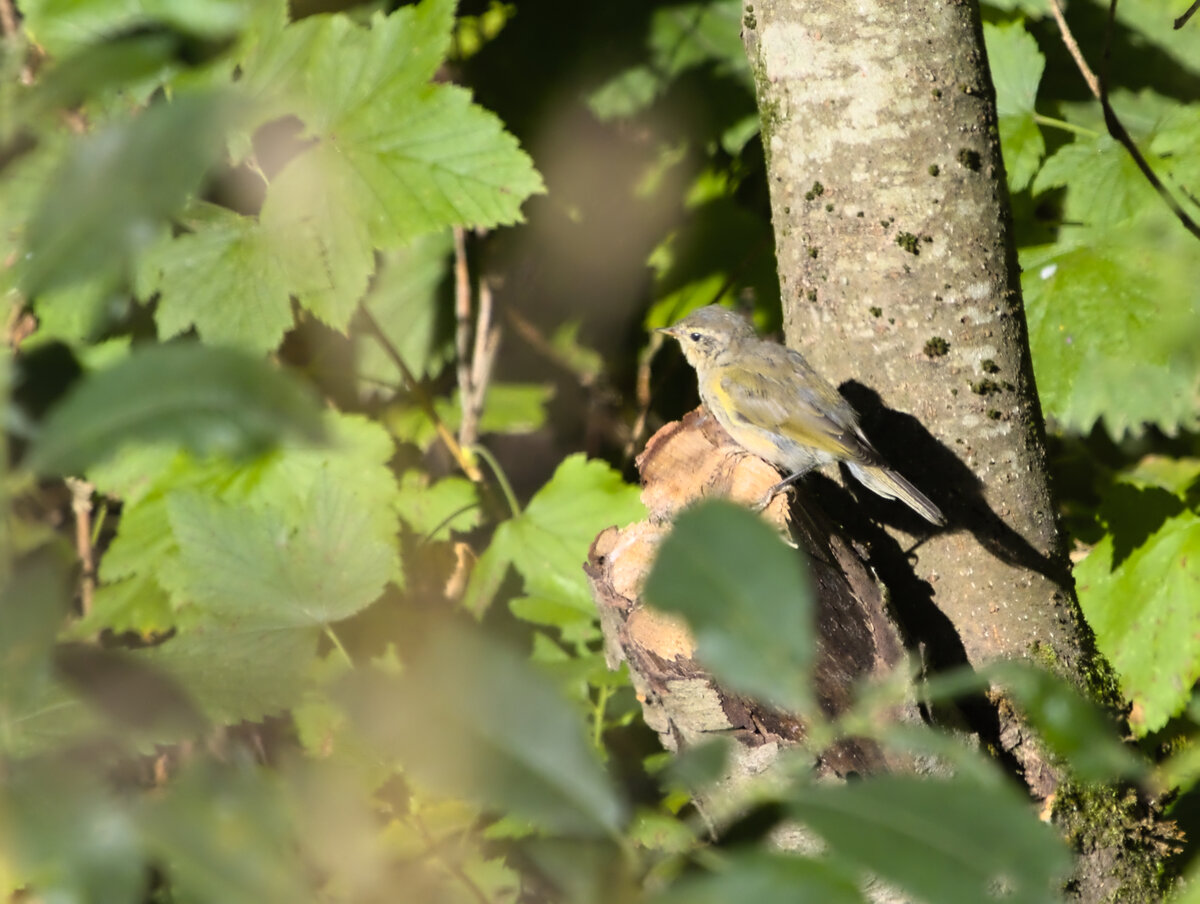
[643,500,814,714]
[385,382,554,449]
[167,474,396,629]
[69,573,174,639]
[2,759,144,902]
[357,230,454,388]
[984,22,1045,192]
[21,92,232,298]
[463,454,644,615]
[787,775,1070,904]
[20,0,253,57]
[395,471,480,540]
[342,623,626,837]
[141,760,312,904]
[29,343,326,475]
[651,852,865,904]
[988,662,1145,781]
[587,1,751,121]
[82,412,401,726]
[1032,134,1159,226]
[142,620,319,725]
[247,1,544,248]
[1021,210,1200,436]
[139,203,312,354]
[0,549,74,725]
[1076,510,1200,735]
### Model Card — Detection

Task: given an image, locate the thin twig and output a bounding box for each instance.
[504,308,595,387]
[358,305,483,483]
[452,226,474,438]
[0,0,17,38]
[1175,0,1200,28]
[1048,0,1101,98]
[460,278,499,448]
[469,279,498,396]
[66,478,95,615]
[622,341,658,466]
[452,229,500,450]
[1049,0,1200,240]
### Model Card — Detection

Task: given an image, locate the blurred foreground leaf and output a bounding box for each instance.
[343,623,626,837]
[644,500,814,715]
[651,851,865,904]
[788,775,1070,904]
[21,92,231,297]
[29,343,325,475]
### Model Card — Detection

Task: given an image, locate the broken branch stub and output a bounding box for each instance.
[586,408,923,798]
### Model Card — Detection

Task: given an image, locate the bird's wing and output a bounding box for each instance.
[713,349,880,464]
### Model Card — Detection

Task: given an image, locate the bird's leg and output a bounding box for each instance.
[752,467,813,512]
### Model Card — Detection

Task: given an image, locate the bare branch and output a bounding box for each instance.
[1049,0,1200,240]
[1175,0,1200,29]
[66,478,95,615]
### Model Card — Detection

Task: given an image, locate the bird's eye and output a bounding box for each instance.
[689,332,702,342]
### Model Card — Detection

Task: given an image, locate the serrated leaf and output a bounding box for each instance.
[1120,455,1200,497]
[29,343,326,475]
[463,454,644,615]
[1033,135,1158,225]
[70,573,174,639]
[21,92,232,298]
[167,474,395,629]
[787,776,1070,904]
[651,852,865,904]
[395,472,480,540]
[83,412,401,726]
[358,231,454,389]
[248,1,543,248]
[142,621,319,725]
[342,623,626,837]
[1021,211,1200,436]
[984,22,1045,191]
[644,500,814,714]
[1076,511,1200,735]
[139,203,310,354]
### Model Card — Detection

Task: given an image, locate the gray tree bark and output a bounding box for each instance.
[740,0,1162,899]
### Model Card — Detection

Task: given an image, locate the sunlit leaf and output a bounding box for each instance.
[1076,510,1200,735]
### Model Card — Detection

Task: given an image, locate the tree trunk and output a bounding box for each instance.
[739,0,1161,899]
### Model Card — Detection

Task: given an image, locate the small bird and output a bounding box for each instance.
[658,305,945,526]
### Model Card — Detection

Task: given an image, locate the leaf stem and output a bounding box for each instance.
[324,625,353,668]
[471,443,520,517]
[358,304,484,483]
[1032,113,1099,137]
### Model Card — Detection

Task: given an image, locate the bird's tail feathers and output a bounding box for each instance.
[846,463,946,526]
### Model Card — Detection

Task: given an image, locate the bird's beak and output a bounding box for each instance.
[656,325,679,337]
